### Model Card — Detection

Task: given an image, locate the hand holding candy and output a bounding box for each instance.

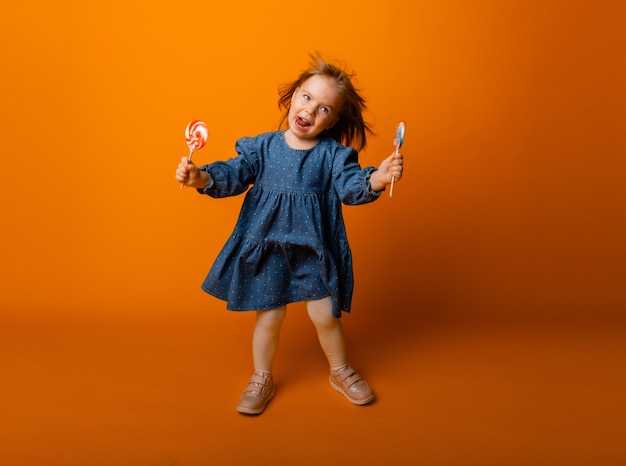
[180,120,209,189]
[389,121,405,198]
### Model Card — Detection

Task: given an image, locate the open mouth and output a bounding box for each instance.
[295,116,311,129]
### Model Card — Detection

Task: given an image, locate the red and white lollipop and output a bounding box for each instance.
[180,120,209,189]
[185,120,208,160]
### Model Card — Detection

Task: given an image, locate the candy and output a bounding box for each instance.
[185,120,208,152]
[394,121,406,151]
[180,120,209,189]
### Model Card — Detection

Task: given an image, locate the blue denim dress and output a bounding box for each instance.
[197,131,381,317]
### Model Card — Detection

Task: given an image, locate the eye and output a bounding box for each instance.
[320,107,330,114]
[303,94,311,101]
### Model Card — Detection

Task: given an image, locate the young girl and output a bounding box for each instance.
[175,54,403,415]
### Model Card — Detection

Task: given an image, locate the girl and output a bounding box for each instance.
[175,54,403,415]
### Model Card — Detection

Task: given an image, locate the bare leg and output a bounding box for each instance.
[237,307,286,414]
[306,297,347,371]
[307,296,375,405]
[252,306,287,373]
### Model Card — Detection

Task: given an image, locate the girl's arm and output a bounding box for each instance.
[175,137,260,196]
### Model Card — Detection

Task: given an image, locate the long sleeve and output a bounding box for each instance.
[332,146,382,205]
[197,137,260,198]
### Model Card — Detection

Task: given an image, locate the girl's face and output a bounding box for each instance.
[286,75,342,148]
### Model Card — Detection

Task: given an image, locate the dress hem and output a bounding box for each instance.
[200,285,346,315]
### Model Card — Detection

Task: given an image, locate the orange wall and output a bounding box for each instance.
[1,1,625,324]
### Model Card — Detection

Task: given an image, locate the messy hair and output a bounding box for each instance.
[278,53,374,152]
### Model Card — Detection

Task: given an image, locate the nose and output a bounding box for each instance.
[303,100,315,115]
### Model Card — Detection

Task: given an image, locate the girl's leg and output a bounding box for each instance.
[252,306,287,373]
[306,297,375,405]
[305,297,347,371]
[237,306,286,415]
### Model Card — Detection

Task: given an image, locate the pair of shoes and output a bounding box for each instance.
[329,365,375,405]
[236,371,275,415]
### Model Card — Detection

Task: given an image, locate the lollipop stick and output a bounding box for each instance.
[179,147,195,190]
[389,147,398,198]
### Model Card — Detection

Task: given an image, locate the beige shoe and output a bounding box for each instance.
[329,365,375,405]
[236,371,275,415]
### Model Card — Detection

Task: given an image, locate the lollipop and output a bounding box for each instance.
[180,120,209,189]
[389,121,405,198]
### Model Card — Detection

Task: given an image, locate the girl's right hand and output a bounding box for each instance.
[176,156,208,188]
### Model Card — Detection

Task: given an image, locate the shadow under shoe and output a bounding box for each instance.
[329,365,375,405]
[236,371,276,415]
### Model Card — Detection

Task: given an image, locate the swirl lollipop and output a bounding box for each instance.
[180,120,209,189]
[389,121,405,198]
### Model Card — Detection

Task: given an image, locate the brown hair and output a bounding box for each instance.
[278,53,373,152]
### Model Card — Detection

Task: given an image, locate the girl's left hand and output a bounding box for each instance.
[384,151,404,182]
[371,151,403,191]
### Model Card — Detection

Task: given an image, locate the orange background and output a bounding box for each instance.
[1,1,625,465]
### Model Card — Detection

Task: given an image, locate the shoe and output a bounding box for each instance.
[329,365,375,405]
[236,371,275,415]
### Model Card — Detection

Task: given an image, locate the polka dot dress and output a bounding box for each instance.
[197,131,381,318]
